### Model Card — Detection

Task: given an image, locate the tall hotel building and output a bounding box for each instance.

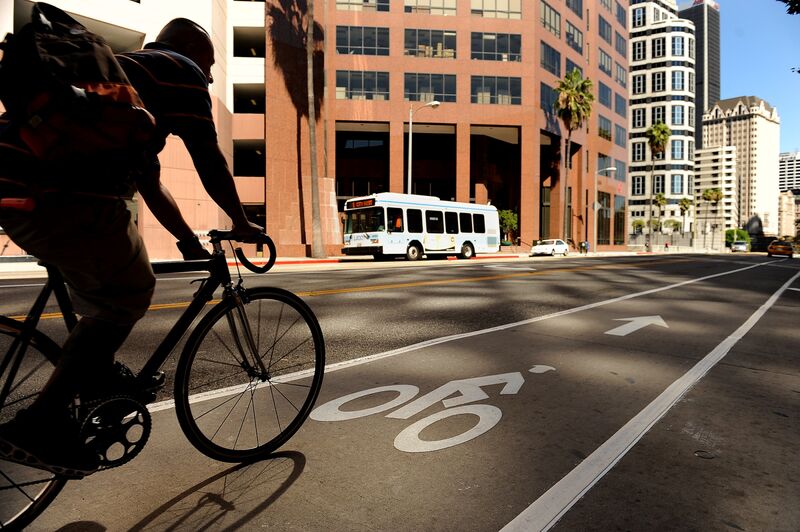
[703,96,780,235]
[678,0,719,150]
[1,0,630,258]
[626,0,695,235]
[693,145,737,235]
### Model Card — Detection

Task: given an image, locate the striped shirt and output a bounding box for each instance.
[116,43,217,157]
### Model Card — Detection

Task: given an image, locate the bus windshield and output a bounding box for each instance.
[344,207,385,234]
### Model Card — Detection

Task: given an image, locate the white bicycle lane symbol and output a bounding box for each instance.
[310,365,556,453]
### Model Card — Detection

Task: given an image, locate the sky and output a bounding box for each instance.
[706,0,800,152]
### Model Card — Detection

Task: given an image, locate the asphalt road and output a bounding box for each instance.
[1,253,798,531]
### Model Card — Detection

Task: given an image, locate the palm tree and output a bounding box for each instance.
[678,197,693,235]
[555,69,594,245]
[653,192,667,245]
[702,187,723,250]
[645,122,672,247]
[305,0,324,258]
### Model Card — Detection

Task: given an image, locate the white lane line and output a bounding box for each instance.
[0,283,45,289]
[145,261,767,414]
[500,268,800,532]
[789,287,800,292]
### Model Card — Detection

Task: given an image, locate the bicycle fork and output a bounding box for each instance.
[226,287,270,382]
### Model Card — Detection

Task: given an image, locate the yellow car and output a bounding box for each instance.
[767,240,794,258]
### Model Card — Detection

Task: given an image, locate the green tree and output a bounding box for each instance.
[653,192,667,243]
[498,209,519,243]
[678,197,693,235]
[778,0,800,15]
[632,219,645,234]
[555,69,594,243]
[702,187,724,249]
[665,219,682,232]
[725,228,750,246]
[645,122,672,243]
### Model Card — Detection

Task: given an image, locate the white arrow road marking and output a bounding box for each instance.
[604,315,669,336]
[789,287,800,292]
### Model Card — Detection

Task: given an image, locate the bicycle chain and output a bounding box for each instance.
[79,395,152,471]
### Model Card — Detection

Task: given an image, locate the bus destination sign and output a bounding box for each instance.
[349,198,375,208]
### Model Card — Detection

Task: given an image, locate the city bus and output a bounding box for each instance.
[341,193,500,260]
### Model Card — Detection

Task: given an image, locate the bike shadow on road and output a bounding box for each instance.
[51,451,306,532]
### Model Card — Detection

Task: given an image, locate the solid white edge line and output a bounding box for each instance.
[500,268,800,532]
[146,261,768,414]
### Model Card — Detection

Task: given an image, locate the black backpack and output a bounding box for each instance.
[0,2,155,163]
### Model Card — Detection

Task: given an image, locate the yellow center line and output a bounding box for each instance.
[9,258,688,321]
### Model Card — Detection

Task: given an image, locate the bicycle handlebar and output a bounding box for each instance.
[207,229,277,274]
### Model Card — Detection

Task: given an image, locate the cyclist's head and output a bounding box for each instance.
[155,18,215,83]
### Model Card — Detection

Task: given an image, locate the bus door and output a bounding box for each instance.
[385,207,406,253]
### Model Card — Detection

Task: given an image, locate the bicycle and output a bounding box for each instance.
[0,229,325,530]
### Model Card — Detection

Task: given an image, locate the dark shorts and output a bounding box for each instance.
[0,196,155,325]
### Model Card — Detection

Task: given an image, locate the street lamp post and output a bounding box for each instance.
[595,166,617,253]
[407,100,440,194]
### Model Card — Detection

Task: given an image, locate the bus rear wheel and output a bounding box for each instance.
[406,244,422,261]
[459,243,475,259]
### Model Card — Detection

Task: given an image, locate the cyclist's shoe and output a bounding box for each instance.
[0,408,99,479]
[80,362,165,404]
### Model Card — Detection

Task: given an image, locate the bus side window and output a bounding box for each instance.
[459,212,473,233]
[407,209,423,233]
[445,211,459,234]
[473,214,486,233]
[426,210,444,233]
[388,207,404,232]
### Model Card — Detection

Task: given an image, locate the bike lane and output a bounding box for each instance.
[31,262,799,531]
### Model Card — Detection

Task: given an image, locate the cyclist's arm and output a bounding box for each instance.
[135,166,195,242]
[185,139,263,237]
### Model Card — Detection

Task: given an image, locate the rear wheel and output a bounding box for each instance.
[174,287,325,462]
[459,243,475,260]
[406,244,422,261]
[0,317,68,530]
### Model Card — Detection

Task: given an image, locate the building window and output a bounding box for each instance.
[633,41,645,61]
[598,15,612,44]
[614,32,626,57]
[541,41,561,77]
[599,82,612,108]
[653,174,664,194]
[633,176,645,195]
[615,63,627,87]
[472,0,521,19]
[689,38,695,59]
[233,84,266,113]
[405,0,457,16]
[614,93,626,118]
[566,0,582,18]
[652,38,665,58]
[633,7,646,28]
[671,139,684,160]
[672,36,684,57]
[614,160,627,182]
[615,1,626,26]
[405,29,457,58]
[689,72,695,93]
[566,59,583,77]
[689,111,695,128]
[540,82,557,112]
[633,108,645,128]
[541,1,561,38]
[652,71,665,92]
[599,115,612,141]
[471,32,521,61]
[652,105,665,124]
[688,140,694,157]
[566,22,583,54]
[614,194,626,244]
[633,74,645,95]
[599,49,612,76]
[671,174,683,195]
[672,71,684,91]
[335,70,390,100]
[598,192,612,245]
[337,0,389,12]
[633,142,645,161]
[671,104,684,126]
[614,124,626,147]
[471,76,522,105]
[337,26,390,56]
[599,0,611,9]
[405,73,456,103]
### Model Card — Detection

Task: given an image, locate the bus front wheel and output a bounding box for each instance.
[459,243,475,259]
[406,244,422,261]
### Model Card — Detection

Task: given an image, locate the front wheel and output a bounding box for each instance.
[406,244,422,261]
[0,317,68,530]
[174,287,325,462]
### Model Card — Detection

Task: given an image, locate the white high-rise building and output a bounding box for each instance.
[627,0,695,236]
[779,152,800,192]
[702,96,781,235]
[777,191,798,238]
[693,146,737,239]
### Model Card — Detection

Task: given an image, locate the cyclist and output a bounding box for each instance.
[0,18,262,478]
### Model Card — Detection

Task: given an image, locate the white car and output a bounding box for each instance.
[530,239,569,256]
[730,240,748,252]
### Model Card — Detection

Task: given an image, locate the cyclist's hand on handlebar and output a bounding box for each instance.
[176,235,212,260]
[230,221,266,242]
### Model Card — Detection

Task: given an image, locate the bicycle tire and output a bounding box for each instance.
[174,287,325,462]
[0,316,68,530]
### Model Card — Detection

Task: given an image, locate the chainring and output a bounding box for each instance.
[79,396,151,470]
